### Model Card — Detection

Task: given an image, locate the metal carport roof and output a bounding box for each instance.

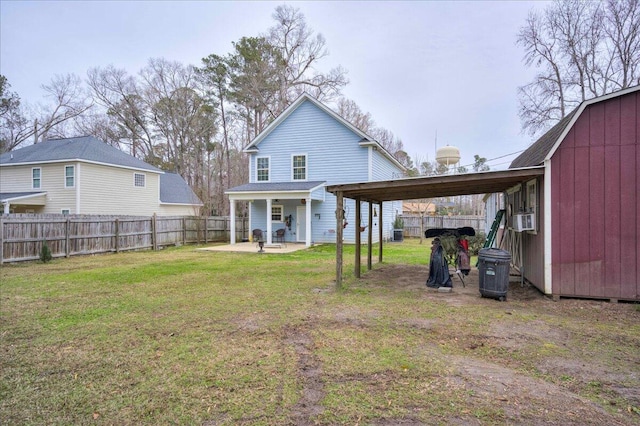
[325,166,545,203]
[324,166,545,286]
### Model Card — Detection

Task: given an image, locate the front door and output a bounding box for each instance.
[296,206,306,242]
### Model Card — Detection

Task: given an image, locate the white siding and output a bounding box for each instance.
[1,163,77,213]
[158,204,200,216]
[79,163,161,215]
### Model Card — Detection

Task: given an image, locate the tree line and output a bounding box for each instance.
[2,1,639,216]
[0,5,413,216]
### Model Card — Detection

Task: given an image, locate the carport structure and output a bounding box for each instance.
[325,167,544,286]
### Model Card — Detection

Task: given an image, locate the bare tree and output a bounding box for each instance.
[517,0,640,136]
[0,75,27,152]
[605,0,640,88]
[268,4,348,110]
[1,74,92,151]
[336,98,375,133]
[87,66,155,159]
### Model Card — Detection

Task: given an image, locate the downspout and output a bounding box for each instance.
[544,159,553,295]
[76,163,81,214]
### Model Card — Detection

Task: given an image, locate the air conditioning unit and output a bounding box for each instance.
[513,213,535,232]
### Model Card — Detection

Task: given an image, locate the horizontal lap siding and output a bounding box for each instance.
[551,92,639,300]
[255,101,368,185]
[0,163,77,214]
[80,163,161,216]
[249,100,404,244]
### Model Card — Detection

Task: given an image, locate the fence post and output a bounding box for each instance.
[115,218,120,253]
[152,214,157,250]
[65,217,71,258]
[0,217,4,264]
[204,217,208,244]
[182,217,186,245]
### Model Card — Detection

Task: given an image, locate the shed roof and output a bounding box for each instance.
[510,85,640,168]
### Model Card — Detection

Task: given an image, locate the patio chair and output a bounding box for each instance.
[273,228,285,244]
[252,229,263,242]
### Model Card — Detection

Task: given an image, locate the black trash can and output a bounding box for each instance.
[478,248,511,301]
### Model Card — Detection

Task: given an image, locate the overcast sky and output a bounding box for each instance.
[1,0,551,170]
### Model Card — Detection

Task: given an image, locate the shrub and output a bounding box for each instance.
[393,216,404,229]
[39,240,52,263]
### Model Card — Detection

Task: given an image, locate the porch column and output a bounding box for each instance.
[229,200,236,244]
[266,198,273,245]
[305,197,312,247]
[3,201,9,215]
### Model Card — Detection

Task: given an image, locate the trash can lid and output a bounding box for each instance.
[479,247,512,261]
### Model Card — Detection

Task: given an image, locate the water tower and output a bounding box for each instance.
[436,145,461,174]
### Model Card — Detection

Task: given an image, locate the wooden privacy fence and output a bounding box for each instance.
[0,214,249,263]
[402,214,486,238]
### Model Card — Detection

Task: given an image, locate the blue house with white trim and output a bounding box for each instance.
[226,93,406,247]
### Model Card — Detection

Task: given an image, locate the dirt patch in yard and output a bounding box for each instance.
[347,263,640,425]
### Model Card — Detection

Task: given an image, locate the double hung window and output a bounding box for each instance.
[292,154,306,181]
[257,157,269,182]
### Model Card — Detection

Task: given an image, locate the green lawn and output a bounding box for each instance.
[1,240,639,425]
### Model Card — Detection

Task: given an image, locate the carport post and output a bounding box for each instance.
[355,197,361,278]
[367,201,373,270]
[336,191,344,288]
[378,202,383,263]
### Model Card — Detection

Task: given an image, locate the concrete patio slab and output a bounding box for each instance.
[196,242,311,254]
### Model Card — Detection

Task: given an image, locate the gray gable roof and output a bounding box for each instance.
[160,172,202,205]
[0,136,161,172]
[0,192,46,202]
[510,109,578,169]
[227,181,326,193]
[510,85,640,169]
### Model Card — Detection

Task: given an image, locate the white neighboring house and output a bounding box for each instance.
[0,136,202,216]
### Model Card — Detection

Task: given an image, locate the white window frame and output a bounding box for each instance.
[525,179,538,233]
[271,205,284,222]
[32,167,41,189]
[256,156,270,182]
[291,153,307,181]
[64,165,75,188]
[61,209,70,215]
[134,172,146,188]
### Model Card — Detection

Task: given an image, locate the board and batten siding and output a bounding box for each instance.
[550,90,639,301]
[0,162,77,214]
[79,163,162,216]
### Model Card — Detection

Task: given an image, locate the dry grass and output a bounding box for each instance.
[1,240,639,425]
